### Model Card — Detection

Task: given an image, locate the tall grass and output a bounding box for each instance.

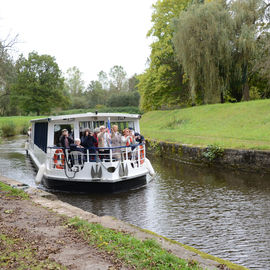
[0,116,34,138]
[140,99,270,150]
[1,121,16,137]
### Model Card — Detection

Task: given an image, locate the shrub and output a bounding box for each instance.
[106,92,140,107]
[19,122,30,135]
[1,121,16,137]
[203,144,224,162]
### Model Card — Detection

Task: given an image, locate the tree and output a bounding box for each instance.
[109,65,127,91]
[173,1,233,104]
[173,0,269,104]
[11,52,68,115]
[0,35,18,115]
[64,66,85,96]
[97,70,109,90]
[230,0,263,101]
[128,74,139,92]
[138,0,191,112]
[106,92,140,107]
[85,80,107,108]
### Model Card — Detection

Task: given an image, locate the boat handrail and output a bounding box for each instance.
[46,143,146,170]
[46,143,144,150]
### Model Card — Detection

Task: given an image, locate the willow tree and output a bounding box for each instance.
[138,0,191,111]
[230,0,266,101]
[173,1,233,104]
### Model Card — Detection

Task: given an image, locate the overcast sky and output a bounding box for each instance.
[0,0,156,84]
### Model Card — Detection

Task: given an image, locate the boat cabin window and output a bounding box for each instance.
[34,122,48,152]
[79,121,104,137]
[78,120,135,136]
[54,124,74,146]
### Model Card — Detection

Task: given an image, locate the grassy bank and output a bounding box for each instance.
[0,180,201,269]
[0,116,34,137]
[140,99,270,150]
[0,181,29,199]
[68,217,201,270]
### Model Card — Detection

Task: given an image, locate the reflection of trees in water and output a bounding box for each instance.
[151,155,270,193]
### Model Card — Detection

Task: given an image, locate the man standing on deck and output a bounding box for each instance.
[59,129,74,148]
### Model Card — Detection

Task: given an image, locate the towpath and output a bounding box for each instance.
[0,175,242,270]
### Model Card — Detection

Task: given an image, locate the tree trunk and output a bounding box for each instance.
[220,91,225,103]
[242,64,250,101]
[242,82,250,101]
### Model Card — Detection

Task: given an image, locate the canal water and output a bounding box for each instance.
[0,136,269,270]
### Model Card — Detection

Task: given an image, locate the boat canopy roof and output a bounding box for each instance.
[30,112,141,123]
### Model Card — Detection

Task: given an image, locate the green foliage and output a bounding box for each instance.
[0,181,29,199]
[11,51,69,115]
[97,70,109,90]
[57,106,141,115]
[173,1,233,104]
[64,66,85,109]
[64,66,85,96]
[138,0,191,112]
[19,121,30,135]
[85,81,108,108]
[68,217,201,270]
[140,99,270,150]
[173,0,270,104]
[148,140,162,156]
[0,116,33,138]
[109,65,128,91]
[202,144,224,162]
[0,42,17,116]
[106,91,140,107]
[1,121,16,137]
[128,74,139,91]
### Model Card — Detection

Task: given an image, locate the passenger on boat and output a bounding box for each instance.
[81,129,97,149]
[111,125,121,160]
[93,127,100,147]
[70,138,84,152]
[129,127,145,144]
[81,128,97,161]
[121,128,135,159]
[59,129,74,148]
[98,126,111,160]
[27,127,31,143]
[121,128,134,146]
[69,138,84,165]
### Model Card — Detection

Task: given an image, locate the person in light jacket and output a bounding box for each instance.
[111,125,121,160]
[97,126,110,160]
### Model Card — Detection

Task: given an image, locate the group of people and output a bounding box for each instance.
[59,125,145,160]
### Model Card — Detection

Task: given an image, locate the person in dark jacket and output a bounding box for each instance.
[59,129,74,148]
[81,129,97,161]
[81,129,97,149]
[129,127,145,144]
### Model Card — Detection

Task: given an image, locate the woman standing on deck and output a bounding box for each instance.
[111,125,121,160]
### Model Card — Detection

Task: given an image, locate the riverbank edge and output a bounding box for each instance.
[0,175,248,270]
[146,139,270,173]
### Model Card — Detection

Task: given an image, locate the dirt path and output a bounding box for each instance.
[0,194,127,270]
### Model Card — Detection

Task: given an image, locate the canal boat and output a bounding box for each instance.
[26,112,155,192]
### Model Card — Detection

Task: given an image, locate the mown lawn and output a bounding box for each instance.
[2,100,270,150]
[140,99,270,150]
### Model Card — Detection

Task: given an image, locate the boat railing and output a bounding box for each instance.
[47,143,146,170]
